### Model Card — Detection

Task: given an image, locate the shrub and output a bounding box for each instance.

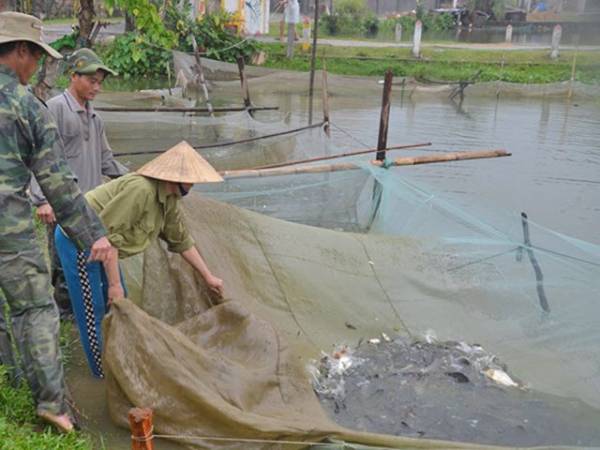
[101,32,171,79]
[363,12,379,36]
[333,0,368,17]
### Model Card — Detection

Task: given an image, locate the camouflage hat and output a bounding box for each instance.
[0,12,62,59]
[68,48,117,76]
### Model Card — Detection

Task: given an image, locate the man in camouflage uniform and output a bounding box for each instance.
[0,12,114,432]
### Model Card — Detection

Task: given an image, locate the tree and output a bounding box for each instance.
[34,0,176,100]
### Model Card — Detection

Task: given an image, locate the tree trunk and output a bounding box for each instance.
[125,10,136,32]
[78,0,95,46]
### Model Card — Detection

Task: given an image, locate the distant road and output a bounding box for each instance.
[43,20,600,52]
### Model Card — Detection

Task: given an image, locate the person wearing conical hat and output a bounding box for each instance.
[54,141,225,378]
[30,48,128,322]
[0,12,116,433]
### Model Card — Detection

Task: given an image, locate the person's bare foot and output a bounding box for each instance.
[38,412,74,433]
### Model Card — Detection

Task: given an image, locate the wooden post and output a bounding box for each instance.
[521,213,550,313]
[505,24,513,44]
[449,69,482,102]
[236,57,252,109]
[377,70,394,161]
[190,34,214,118]
[550,25,562,59]
[308,0,320,125]
[568,46,578,100]
[129,407,154,450]
[322,50,330,138]
[252,142,431,170]
[412,20,422,58]
[394,23,402,42]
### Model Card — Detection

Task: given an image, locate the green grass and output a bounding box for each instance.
[1,217,96,449]
[255,41,600,84]
[0,352,95,449]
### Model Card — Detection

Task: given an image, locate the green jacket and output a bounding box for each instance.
[85,173,195,258]
[0,64,106,251]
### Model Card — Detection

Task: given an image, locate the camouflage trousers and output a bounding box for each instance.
[46,223,73,320]
[0,244,71,417]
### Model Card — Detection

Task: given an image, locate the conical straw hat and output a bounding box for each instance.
[137,141,224,183]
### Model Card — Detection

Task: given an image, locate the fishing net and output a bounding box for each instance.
[95,60,600,449]
[105,161,600,450]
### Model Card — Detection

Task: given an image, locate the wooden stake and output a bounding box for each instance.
[377,70,394,161]
[521,213,550,313]
[236,57,252,109]
[190,34,214,118]
[129,407,154,450]
[322,50,330,138]
[220,149,511,178]
[568,46,578,100]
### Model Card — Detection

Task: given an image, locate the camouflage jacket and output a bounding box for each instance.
[0,64,106,251]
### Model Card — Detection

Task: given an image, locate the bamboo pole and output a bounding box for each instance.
[190,34,214,118]
[521,212,550,313]
[220,149,511,178]
[94,106,279,113]
[376,69,394,161]
[129,407,154,450]
[113,122,325,157]
[322,50,330,138]
[252,141,431,170]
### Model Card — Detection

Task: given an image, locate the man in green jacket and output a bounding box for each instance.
[55,141,224,378]
[0,12,115,432]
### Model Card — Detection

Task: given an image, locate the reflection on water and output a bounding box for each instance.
[101,84,599,244]
[245,86,600,245]
[373,23,600,45]
[426,26,600,46]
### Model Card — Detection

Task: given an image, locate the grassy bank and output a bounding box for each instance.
[1,218,97,449]
[0,324,96,449]
[255,41,600,85]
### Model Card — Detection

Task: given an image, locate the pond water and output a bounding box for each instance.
[381,24,600,46]
[82,78,599,448]
[219,82,600,245]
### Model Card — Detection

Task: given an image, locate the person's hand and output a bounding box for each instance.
[205,274,224,298]
[107,283,125,306]
[36,204,55,225]
[88,237,114,264]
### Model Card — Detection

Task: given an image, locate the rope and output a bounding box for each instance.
[131,425,154,442]
[151,433,348,447]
